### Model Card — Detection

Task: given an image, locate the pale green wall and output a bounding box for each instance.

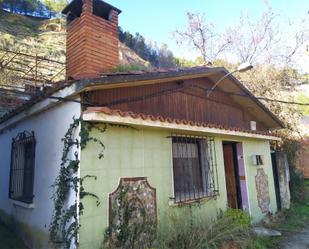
[79,124,277,248]
[242,140,277,221]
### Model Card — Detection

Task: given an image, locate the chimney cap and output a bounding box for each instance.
[62,0,122,16]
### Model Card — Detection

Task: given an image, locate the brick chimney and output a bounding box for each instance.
[62,0,121,79]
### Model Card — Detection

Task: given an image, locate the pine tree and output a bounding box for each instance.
[43,0,68,13]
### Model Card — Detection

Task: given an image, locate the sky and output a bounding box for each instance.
[107,0,309,72]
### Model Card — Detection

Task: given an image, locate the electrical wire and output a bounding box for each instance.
[256,97,309,106]
[0,84,308,108]
[191,84,309,106]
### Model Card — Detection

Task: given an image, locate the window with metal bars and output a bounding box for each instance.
[172,135,218,203]
[9,131,36,204]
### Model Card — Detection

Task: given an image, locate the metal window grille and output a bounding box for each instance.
[9,131,36,204]
[172,134,219,203]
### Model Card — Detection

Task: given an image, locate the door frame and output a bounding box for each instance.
[223,141,243,209]
[271,151,281,210]
[236,142,251,214]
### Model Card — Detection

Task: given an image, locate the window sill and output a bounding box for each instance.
[11,200,35,209]
[168,194,219,207]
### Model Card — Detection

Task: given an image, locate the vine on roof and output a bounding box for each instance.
[49,117,106,249]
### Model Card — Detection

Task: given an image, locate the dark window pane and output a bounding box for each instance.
[9,132,35,204]
[172,135,218,202]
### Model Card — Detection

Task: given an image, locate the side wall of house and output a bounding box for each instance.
[78,124,278,249]
[0,101,81,249]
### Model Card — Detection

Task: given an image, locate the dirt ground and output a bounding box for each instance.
[279,227,309,249]
[278,182,309,249]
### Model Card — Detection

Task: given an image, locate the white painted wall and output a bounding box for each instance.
[0,100,81,249]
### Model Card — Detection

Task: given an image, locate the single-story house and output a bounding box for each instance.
[0,0,289,248]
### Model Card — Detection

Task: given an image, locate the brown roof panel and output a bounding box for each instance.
[83,106,280,138]
[0,66,284,130]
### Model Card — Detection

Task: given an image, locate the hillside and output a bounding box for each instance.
[0,9,149,70]
[0,9,149,116]
[0,9,66,62]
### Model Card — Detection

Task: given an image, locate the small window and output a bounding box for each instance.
[172,135,218,203]
[9,131,36,204]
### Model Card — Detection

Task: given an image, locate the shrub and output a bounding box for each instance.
[111,64,147,73]
[224,208,251,229]
[289,166,306,203]
[155,208,252,249]
[281,138,306,203]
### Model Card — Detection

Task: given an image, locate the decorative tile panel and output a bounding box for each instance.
[255,168,270,213]
[108,177,157,248]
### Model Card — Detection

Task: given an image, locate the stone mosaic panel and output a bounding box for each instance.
[108,177,157,249]
[255,168,270,213]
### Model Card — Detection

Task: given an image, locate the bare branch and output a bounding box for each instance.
[173,12,230,63]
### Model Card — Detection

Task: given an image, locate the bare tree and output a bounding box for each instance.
[278,19,309,68]
[225,7,307,131]
[173,12,231,64]
[225,7,278,64]
[174,6,309,132]
[226,6,309,68]
[175,6,308,68]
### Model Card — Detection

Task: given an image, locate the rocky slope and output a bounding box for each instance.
[0,9,148,70]
[0,9,148,116]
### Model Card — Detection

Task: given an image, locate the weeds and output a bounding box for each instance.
[155,208,252,249]
[280,138,306,203]
[111,64,147,72]
[269,182,309,232]
[244,236,277,249]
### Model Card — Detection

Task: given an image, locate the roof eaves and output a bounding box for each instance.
[226,72,285,129]
[0,81,74,125]
[0,67,218,125]
[74,67,223,92]
[0,66,285,131]
[83,107,281,141]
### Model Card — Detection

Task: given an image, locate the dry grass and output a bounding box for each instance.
[155,209,252,249]
[0,9,66,61]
